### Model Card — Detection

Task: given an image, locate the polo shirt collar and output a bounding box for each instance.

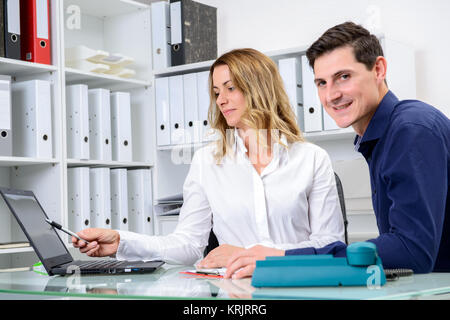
[359,90,399,144]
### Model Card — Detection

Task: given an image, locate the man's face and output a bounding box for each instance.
[313,46,386,136]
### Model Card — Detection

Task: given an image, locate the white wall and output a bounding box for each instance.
[198,0,450,117]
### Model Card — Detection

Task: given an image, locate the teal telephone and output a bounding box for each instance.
[251,242,387,287]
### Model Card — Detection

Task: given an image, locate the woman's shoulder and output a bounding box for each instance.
[288,140,329,157]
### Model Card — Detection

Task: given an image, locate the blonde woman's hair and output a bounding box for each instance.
[207,48,304,162]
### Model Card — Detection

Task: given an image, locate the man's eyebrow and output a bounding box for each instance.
[213,80,232,89]
[314,69,353,83]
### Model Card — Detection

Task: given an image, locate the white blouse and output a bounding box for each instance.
[116,132,344,265]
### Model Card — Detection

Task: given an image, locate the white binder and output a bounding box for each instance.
[301,55,323,132]
[88,88,112,161]
[196,71,215,142]
[155,77,171,146]
[11,79,53,158]
[151,1,171,70]
[278,57,304,131]
[67,167,90,233]
[323,106,340,130]
[110,91,133,162]
[89,168,112,229]
[0,75,12,157]
[127,169,153,235]
[183,73,200,144]
[169,75,185,145]
[110,168,129,231]
[66,84,90,159]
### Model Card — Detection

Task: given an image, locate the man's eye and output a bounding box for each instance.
[341,74,349,80]
[317,81,326,87]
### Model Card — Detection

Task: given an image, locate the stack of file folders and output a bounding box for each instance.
[154,194,183,216]
[65,45,136,78]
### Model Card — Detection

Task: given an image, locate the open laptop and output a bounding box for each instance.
[0,187,164,276]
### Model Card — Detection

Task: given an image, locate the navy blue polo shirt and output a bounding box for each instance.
[286,91,450,273]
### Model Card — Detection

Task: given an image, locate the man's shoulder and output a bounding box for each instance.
[390,99,449,133]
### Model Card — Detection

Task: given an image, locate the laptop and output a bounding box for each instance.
[0,187,164,276]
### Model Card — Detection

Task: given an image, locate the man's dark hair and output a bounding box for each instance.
[306,21,384,71]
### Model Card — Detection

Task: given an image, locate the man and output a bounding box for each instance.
[224,21,450,279]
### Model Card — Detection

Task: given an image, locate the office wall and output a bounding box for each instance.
[198,0,450,117]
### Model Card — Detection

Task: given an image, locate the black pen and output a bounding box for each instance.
[45,218,90,244]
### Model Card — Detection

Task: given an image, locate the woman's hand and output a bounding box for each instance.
[197,244,245,269]
[72,228,120,257]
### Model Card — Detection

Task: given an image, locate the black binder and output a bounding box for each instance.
[170,0,217,66]
[3,0,21,60]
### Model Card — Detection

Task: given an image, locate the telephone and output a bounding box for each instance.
[251,242,387,287]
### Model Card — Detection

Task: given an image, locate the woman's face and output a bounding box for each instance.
[212,64,247,128]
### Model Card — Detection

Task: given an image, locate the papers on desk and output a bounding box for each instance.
[154,194,183,216]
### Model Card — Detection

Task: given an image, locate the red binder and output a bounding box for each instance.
[20,0,51,65]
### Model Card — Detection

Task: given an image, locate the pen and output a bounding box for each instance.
[45,218,90,244]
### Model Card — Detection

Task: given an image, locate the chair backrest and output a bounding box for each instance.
[334,172,349,245]
[204,172,349,256]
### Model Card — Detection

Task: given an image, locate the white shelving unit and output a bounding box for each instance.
[0,0,156,268]
[0,1,416,268]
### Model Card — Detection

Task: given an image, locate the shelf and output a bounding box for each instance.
[66,159,153,168]
[155,129,355,151]
[65,0,149,18]
[153,60,214,78]
[0,157,59,167]
[0,247,34,255]
[304,128,356,142]
[0,57,57,77]
[65,67,151,90]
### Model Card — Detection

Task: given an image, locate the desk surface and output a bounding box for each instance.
[0,264,449,300]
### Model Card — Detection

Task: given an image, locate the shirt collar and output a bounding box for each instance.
[231,129,289,172]
[354,91,399,156]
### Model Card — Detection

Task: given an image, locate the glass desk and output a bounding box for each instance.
[0,264,450,300]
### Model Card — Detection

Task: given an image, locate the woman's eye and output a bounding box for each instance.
[228,86,235,91]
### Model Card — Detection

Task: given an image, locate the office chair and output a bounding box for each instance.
[203,172,349,256]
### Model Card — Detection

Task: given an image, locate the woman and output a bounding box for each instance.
[73,48,344,267]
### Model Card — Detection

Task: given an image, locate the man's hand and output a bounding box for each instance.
[224,245,285,279]
[72,228,120,257]
[197,244,245,269]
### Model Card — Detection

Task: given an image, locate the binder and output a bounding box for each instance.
[89,168,111,229]
[0,75,12,156]
[67,167,90,233]
[3,0,21,60]
[88,88,112,161]
[323,106,340,130]
[196,70,214,142]
[151,1,171,70]
[183,72,200,144]
[110,168,129,231]
[66,84,90,160]
[169,75,185,145]
[169,0,217,66]
[155,77,170,146]
[301,55,323,132]
[127,169,153,235]
[20,0,51,65]
[278,57,304,131]
[11,79,52,158]
[110,91,133,162]
[0,1,5,57]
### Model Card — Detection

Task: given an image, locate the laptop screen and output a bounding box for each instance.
[1,192,70,261]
